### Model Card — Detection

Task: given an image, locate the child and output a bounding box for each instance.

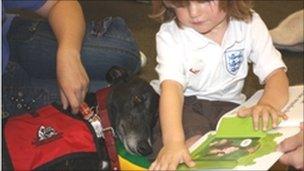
[149,0,289,170]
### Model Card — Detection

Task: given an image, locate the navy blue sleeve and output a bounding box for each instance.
[4,0,48,11]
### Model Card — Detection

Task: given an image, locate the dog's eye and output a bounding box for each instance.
[132,95,142,105]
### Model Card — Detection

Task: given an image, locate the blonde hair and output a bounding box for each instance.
[151,0,253,23]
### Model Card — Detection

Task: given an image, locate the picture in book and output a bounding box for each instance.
[197,137,260,161]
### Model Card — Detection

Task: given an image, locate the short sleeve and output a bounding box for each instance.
[249,13,287,84]
[4,0,47,11]
[155,25,187,88]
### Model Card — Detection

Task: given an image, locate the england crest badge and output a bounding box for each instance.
[225,49,244,75]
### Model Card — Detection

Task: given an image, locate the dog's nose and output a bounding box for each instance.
[137,140,152,156]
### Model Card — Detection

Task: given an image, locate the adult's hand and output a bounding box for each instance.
[57,48,89,113]
[278,124,303,170]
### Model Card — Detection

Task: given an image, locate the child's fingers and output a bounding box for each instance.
[262,109,269,131]
[237,107,252,117]
[154,160,163,171]
[150,159,163,171]
[252,107,262,130]
[168,157,182,170]
[149,161,156,171]
[159,162,169,171]
[168,164,176,170]
[154,164,160,171]
[183,153,195,168]
[278,112,288,120]
[253,114,260,130]
[168,161,178,171]
[270,109,279,128]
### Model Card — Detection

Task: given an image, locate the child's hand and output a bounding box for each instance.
[149,142,195,170]
[237,103,287,131]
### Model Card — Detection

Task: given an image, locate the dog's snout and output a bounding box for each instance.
[137,140,152,156]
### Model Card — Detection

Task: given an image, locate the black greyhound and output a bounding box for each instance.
[104,66,159,156]
[60,66,159,170]
[80,66,159,170]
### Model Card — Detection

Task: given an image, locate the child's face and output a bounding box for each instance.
[174,0,227,34]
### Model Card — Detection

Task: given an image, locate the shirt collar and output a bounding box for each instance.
[222,18,246,49]
[181,26,210,49]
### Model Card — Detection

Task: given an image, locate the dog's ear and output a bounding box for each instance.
[106,66,131,84]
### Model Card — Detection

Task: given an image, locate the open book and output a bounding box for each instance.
[178,85,303,170]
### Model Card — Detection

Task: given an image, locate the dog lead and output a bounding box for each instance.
[79,103,104,139]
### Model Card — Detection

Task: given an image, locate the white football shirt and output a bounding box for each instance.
[151,12,286,104]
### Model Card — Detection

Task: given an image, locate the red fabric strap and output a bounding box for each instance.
[96,87,120,171]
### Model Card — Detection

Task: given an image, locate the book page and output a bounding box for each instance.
[181,85,303,170]
[279,85,304,127]
[215,85,304,130]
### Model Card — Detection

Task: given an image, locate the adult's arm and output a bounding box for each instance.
[37,1,88,113]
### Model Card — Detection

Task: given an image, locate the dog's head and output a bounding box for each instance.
[106,66,159,156]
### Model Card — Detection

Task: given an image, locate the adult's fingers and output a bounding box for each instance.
[81,87,88,104]
[279,133,303,153]
[60,90,69,110]
[279,147,303,170]
[79,69,89,103]
[65,90,81,114]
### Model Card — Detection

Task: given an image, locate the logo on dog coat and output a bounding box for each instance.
[33,125,62,146]
[225,49,244,75]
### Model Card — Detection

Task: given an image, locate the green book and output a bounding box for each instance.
[178,85,303,170]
